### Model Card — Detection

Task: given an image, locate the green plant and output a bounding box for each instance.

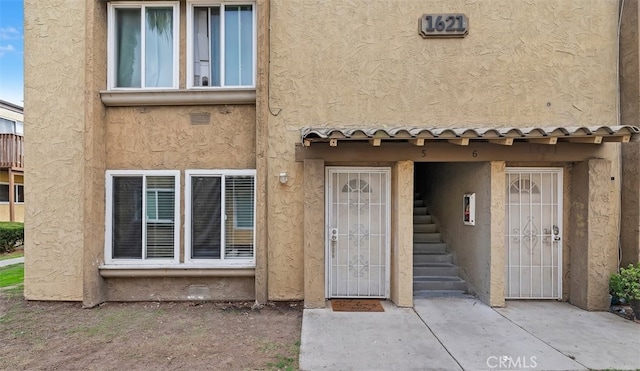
[0,222,24,254]
[0,263,24,288]
[609,263,640,302]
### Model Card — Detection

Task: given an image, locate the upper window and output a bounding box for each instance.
[0,117,23,135]
[105,171,180,265]
[107,2,179,89]
[185,170,255,266]
[187,2,256,88]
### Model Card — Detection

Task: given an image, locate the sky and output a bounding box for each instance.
[0,0,23,107]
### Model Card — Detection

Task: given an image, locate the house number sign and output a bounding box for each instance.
[419,14,468,38]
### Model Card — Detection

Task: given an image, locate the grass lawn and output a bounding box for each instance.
[0,263,24,288]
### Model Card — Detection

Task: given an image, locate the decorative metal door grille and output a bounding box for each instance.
[505,168,563,299]
[326,168,390,298]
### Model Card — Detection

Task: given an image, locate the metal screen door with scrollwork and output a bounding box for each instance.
[505,168,563,299]
[325,167,391,298]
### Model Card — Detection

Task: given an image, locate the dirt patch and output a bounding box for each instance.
[0,289,302,370]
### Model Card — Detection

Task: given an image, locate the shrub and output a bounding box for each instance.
[609,263,640,302]
[0,222,24,254]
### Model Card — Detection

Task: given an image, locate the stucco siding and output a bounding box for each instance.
[269,0,618,127]
[104,277,255,301]
[0,205,25,223]
[621,143,640,265]
[105,106,256,170]
[264,0,620,301]
[24,0,86,301]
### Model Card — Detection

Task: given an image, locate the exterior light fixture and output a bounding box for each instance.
[279,172,288,184]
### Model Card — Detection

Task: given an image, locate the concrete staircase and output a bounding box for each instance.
[413,194,467,297]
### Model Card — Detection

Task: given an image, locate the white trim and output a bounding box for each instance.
[505,167,563,299]
[104,170,180,266]
[184,169,256,267]
[107,2,180,90]
[186,1,257,89]
[325,166,392,299]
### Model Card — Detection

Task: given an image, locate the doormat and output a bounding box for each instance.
[331,299,384,312]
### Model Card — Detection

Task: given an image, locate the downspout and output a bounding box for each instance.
[616,0,625,270]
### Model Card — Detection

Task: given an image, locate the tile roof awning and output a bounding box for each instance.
[301,126,640,147]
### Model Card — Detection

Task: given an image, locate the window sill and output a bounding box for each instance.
[99,265,255,278]
[99,89,256,107]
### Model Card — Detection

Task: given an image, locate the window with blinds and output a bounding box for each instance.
[186,170,255,264]
[107,171,179,264]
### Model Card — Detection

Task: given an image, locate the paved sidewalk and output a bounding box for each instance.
[0,256,23,267]
[300,297,640,371]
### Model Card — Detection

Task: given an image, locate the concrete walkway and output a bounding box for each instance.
[0,256,23,267]
[300,297,640,371]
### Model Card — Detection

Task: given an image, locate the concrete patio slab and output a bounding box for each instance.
[413,298,586,371]
[299,301,461,371]
[495,301,640,370]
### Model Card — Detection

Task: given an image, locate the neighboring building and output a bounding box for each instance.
[0,100,24,222]
[24,0,640,311]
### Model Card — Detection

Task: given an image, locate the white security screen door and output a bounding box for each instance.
[505,168,563,299]
[326,167,390,298]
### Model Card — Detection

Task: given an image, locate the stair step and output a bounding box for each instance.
[413,243,447,253]
[414,276,464,281]
[414,233,442,242]
[414,290,472,298]
[413,206,429,215]
[413,263,459,276]
[413,224,437,233]
[413,215,433,224]
[413,277,467,291]
[414,200,425,207]
[413,252,453,264]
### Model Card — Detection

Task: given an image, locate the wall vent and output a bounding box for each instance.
[190,112,211,125]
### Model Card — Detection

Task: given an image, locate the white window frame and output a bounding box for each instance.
[185,169,256,267]
[0,183,24,204]
[186,1,257,89]
[107,1,180,90]
[104,170,181,266]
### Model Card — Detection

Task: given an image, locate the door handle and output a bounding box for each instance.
[330,228,338,242]
[330,228,338,258]
[553,225,561,241]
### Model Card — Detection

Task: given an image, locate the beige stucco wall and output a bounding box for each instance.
[265,0,619,300]
[621,143,640,266]
[82,0,109,307]
[24,0,86,301]
[103,106,256,299]
[416,162,496,305]
[0,205,24,223]
[570,159,619,310]
[620,0,640,266]
[105,106,255,170]
[104,277,255,301]
[303,159,325,308]
[391,161,414,307]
